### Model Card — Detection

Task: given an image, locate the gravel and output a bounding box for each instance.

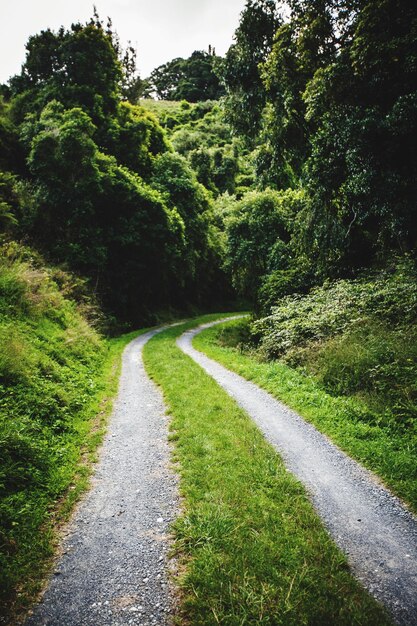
[25,329,179,626]
[178,319,417,626]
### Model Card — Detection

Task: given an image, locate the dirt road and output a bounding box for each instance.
[25,329,178,626]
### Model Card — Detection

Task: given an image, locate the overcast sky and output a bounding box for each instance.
[0,0,247,84]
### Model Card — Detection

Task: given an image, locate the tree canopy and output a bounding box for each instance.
[220,0,417,280]
[1,17,230,323]
[148,50,225,102]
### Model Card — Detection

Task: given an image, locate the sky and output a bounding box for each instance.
[0,0,247,84]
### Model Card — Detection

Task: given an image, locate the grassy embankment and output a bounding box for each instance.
[0,243,145,621]
[194,301,417,514]
[143,315,390,625]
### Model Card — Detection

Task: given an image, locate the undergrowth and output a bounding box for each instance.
[143,315,390,625]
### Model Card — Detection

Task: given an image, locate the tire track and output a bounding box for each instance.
[25,328,179,626]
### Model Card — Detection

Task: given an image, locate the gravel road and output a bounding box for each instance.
[25,329,179,626]
[177,320,417,626]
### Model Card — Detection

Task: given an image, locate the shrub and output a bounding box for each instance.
[306,322,417,428]
[251,259,417,430]
[253,260,417,359]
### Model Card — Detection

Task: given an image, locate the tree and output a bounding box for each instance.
[151,152,226,304]
[219,0,281,141]
[9,19,123,124]
[25,101,105,270]
[224,0,417,277]
[257,0,360,187]
[148,50,225,102]
[22,100,185,320]
[224,189,296,299]
[2,15,235,322]
[99,101,168,179]
[299,0,417,273]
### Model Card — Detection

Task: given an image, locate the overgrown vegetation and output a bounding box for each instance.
[253,259,417,428]
[140,99,254,198]
[143,316,390,625]
[0,242,144,620]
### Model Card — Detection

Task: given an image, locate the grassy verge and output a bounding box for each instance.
[1,328,147,624]
[0,244,149,622]
[194,318,417,514]
[143,314,390,625]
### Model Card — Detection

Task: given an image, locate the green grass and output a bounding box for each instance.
[194,318,417,514]
[139,99,187,113]
[143,314,391,625]
[0,244,149,622]
[0,328,146,622]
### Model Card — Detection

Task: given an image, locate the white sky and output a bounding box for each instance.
[0,0,247,84]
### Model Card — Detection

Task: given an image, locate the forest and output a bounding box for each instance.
[0,0,416,622]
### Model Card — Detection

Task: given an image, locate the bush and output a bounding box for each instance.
[251,259,417,430]
[254,260,417,359]
[258,266,311,315]
[305,322,417,428]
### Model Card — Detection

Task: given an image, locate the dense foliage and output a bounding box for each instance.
[147,49,225,102]
[141,99,254,198]
[1,1,415,343]
[0,18,230,324]
[219,0,281,141]
[249,259,417,429]
[219,0,417,277]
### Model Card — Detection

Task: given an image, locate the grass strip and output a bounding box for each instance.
[143,314,390,625]
[194,318,417,514]
[2,328,148,623]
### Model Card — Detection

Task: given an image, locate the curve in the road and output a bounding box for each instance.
[25,328,179,626]
[177,319,417,626]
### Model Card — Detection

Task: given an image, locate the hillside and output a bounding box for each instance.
[0,243,134,618]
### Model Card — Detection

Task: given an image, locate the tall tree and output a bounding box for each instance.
[219,0,281,141]
[148,51,225,102]
[300,0,417,272]
[258,0,360,187]
[9,23,122,125]
[22,100,185,320]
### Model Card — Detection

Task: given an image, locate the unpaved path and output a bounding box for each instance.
[177,320,417,626]
[25,329,179,626]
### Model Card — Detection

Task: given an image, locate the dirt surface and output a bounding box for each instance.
[25,329,179,626]
[178,320,417,626]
